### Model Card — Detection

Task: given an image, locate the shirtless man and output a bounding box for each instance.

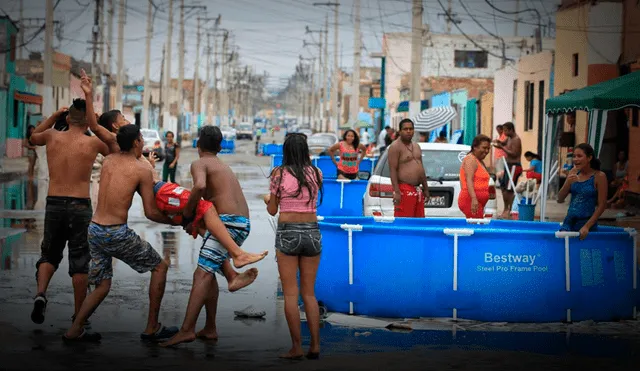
[387,119,430,218]
[161,125,257,347]
[29,95,109,326]
[63,125,179,343]
[78,72,264,277]
[492,122,522,219]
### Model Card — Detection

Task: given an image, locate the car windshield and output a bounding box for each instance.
[376,149,466,181]
[307,135,335,147]
[239,124,252,130]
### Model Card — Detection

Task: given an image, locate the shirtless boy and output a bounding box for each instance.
[29,95,109,326]
[492,122,522,219]
[387,119,430,218]
[63,125,180,342]
[77,72,263,274]
[161,126,257,347]
[147,153,267,292]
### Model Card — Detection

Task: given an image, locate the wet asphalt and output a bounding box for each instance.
[1,135,640,370]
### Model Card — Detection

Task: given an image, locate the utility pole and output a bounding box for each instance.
[409,0,423,142]
[194,16,202,130]
[18,0,24,60]
[514,0,520,36]
[349,0,361,126]
[163,0,173,120]
[92,0,102,94]
[115,0,125,111]
[99,0,105,73]
[204,33,211,125]
[178,0,185,132]
[143,0,154,129]
[447,0,452,34]
[323,14,328,132]
[159,45,165,129]
[213,31,219,125]
[313,2,339,134]
[107,0,114,76]
[44,0,54,115]
[304,25,326,132]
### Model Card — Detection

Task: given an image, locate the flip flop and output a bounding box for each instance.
[62,329,102,343]
[140,323,179,342]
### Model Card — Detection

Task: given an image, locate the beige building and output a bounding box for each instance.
[514,51,554,164]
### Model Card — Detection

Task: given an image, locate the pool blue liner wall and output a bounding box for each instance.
[316,216,638,323]
[271,155,377,179]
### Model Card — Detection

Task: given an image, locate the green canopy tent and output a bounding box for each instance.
[539,71,640,220]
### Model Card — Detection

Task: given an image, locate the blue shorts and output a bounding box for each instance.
[88,222,162,285]
[198,214,250,276]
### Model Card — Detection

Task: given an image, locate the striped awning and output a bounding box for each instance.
[411,106,457,132]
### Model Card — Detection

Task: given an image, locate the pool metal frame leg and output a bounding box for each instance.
[444,228,475,321]
[341,223,363,315]
[556,231,579,323]
[625,228,638,319]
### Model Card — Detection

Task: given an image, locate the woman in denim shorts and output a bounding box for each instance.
[265,132,324,360]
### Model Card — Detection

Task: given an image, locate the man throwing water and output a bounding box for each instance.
[63,125,178,342]
[387,119,429,218]
[29,91,109,326]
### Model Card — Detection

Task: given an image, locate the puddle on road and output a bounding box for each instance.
[2,162,640,363]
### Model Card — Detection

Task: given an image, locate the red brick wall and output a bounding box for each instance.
[623,0,640,64]
[629,123,640,194]
[422,77,494,99]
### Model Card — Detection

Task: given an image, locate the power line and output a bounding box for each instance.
[0,0,62,54]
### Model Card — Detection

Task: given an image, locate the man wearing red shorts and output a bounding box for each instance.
[387,119,430,218]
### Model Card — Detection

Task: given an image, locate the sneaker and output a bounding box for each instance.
[31,294,47,324]
[71,314,92,330]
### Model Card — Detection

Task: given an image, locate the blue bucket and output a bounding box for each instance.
[518,203,536,221]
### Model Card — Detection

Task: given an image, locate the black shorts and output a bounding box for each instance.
[36,196,93,278]
[275,222,322,257]
[337,170,358,180]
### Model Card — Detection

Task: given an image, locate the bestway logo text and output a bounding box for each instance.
[484,253,537,266]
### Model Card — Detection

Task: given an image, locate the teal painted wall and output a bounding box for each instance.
[464,98,478,145]
[0,89,6,150]
[451,90,468,135]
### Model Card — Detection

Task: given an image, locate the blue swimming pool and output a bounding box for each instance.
[270,155,377,180]
[316,179,368,217]
[316,216,638,323]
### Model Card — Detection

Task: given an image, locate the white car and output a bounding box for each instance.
[307,133,339,156]
[140,128,162,156]
[220,125,236,140]
[236,123,253,140]
[363,143,497,218]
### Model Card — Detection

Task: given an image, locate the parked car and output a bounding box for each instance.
[363,143,497,218]
[140,129,162,158]
[236,122,253,140]
[307,133,339,156]
[220,125,236,140]
[298,128,313,137]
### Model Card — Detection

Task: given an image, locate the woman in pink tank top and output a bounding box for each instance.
[327,129,367,180]
[264,133,324,360]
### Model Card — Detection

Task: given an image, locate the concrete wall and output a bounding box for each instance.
[382,32,411,115]
[554,4,590,144]
[587,2,623,65]
[422,34,554,79]
[492,67,517,136]
[515,51,553,164]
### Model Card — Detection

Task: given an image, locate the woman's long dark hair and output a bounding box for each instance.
[342,129,360,150]
[574,143,601,171]
[272,133,323,205]
[26,125,35,139]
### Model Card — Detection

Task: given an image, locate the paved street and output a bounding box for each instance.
[0,135,639,370]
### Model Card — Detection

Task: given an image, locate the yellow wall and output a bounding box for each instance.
[554,5,590,144]
[515,51,553,165]
[480,92,494,168]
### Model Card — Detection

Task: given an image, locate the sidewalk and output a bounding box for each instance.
[0,156,28,181]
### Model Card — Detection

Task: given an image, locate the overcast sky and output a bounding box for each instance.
[2,0,558,89]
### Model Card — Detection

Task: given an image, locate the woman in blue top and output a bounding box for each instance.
[524,151,542,183]
[558,143,608,240]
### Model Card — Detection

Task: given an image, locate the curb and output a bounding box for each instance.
[0,171,27,182]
